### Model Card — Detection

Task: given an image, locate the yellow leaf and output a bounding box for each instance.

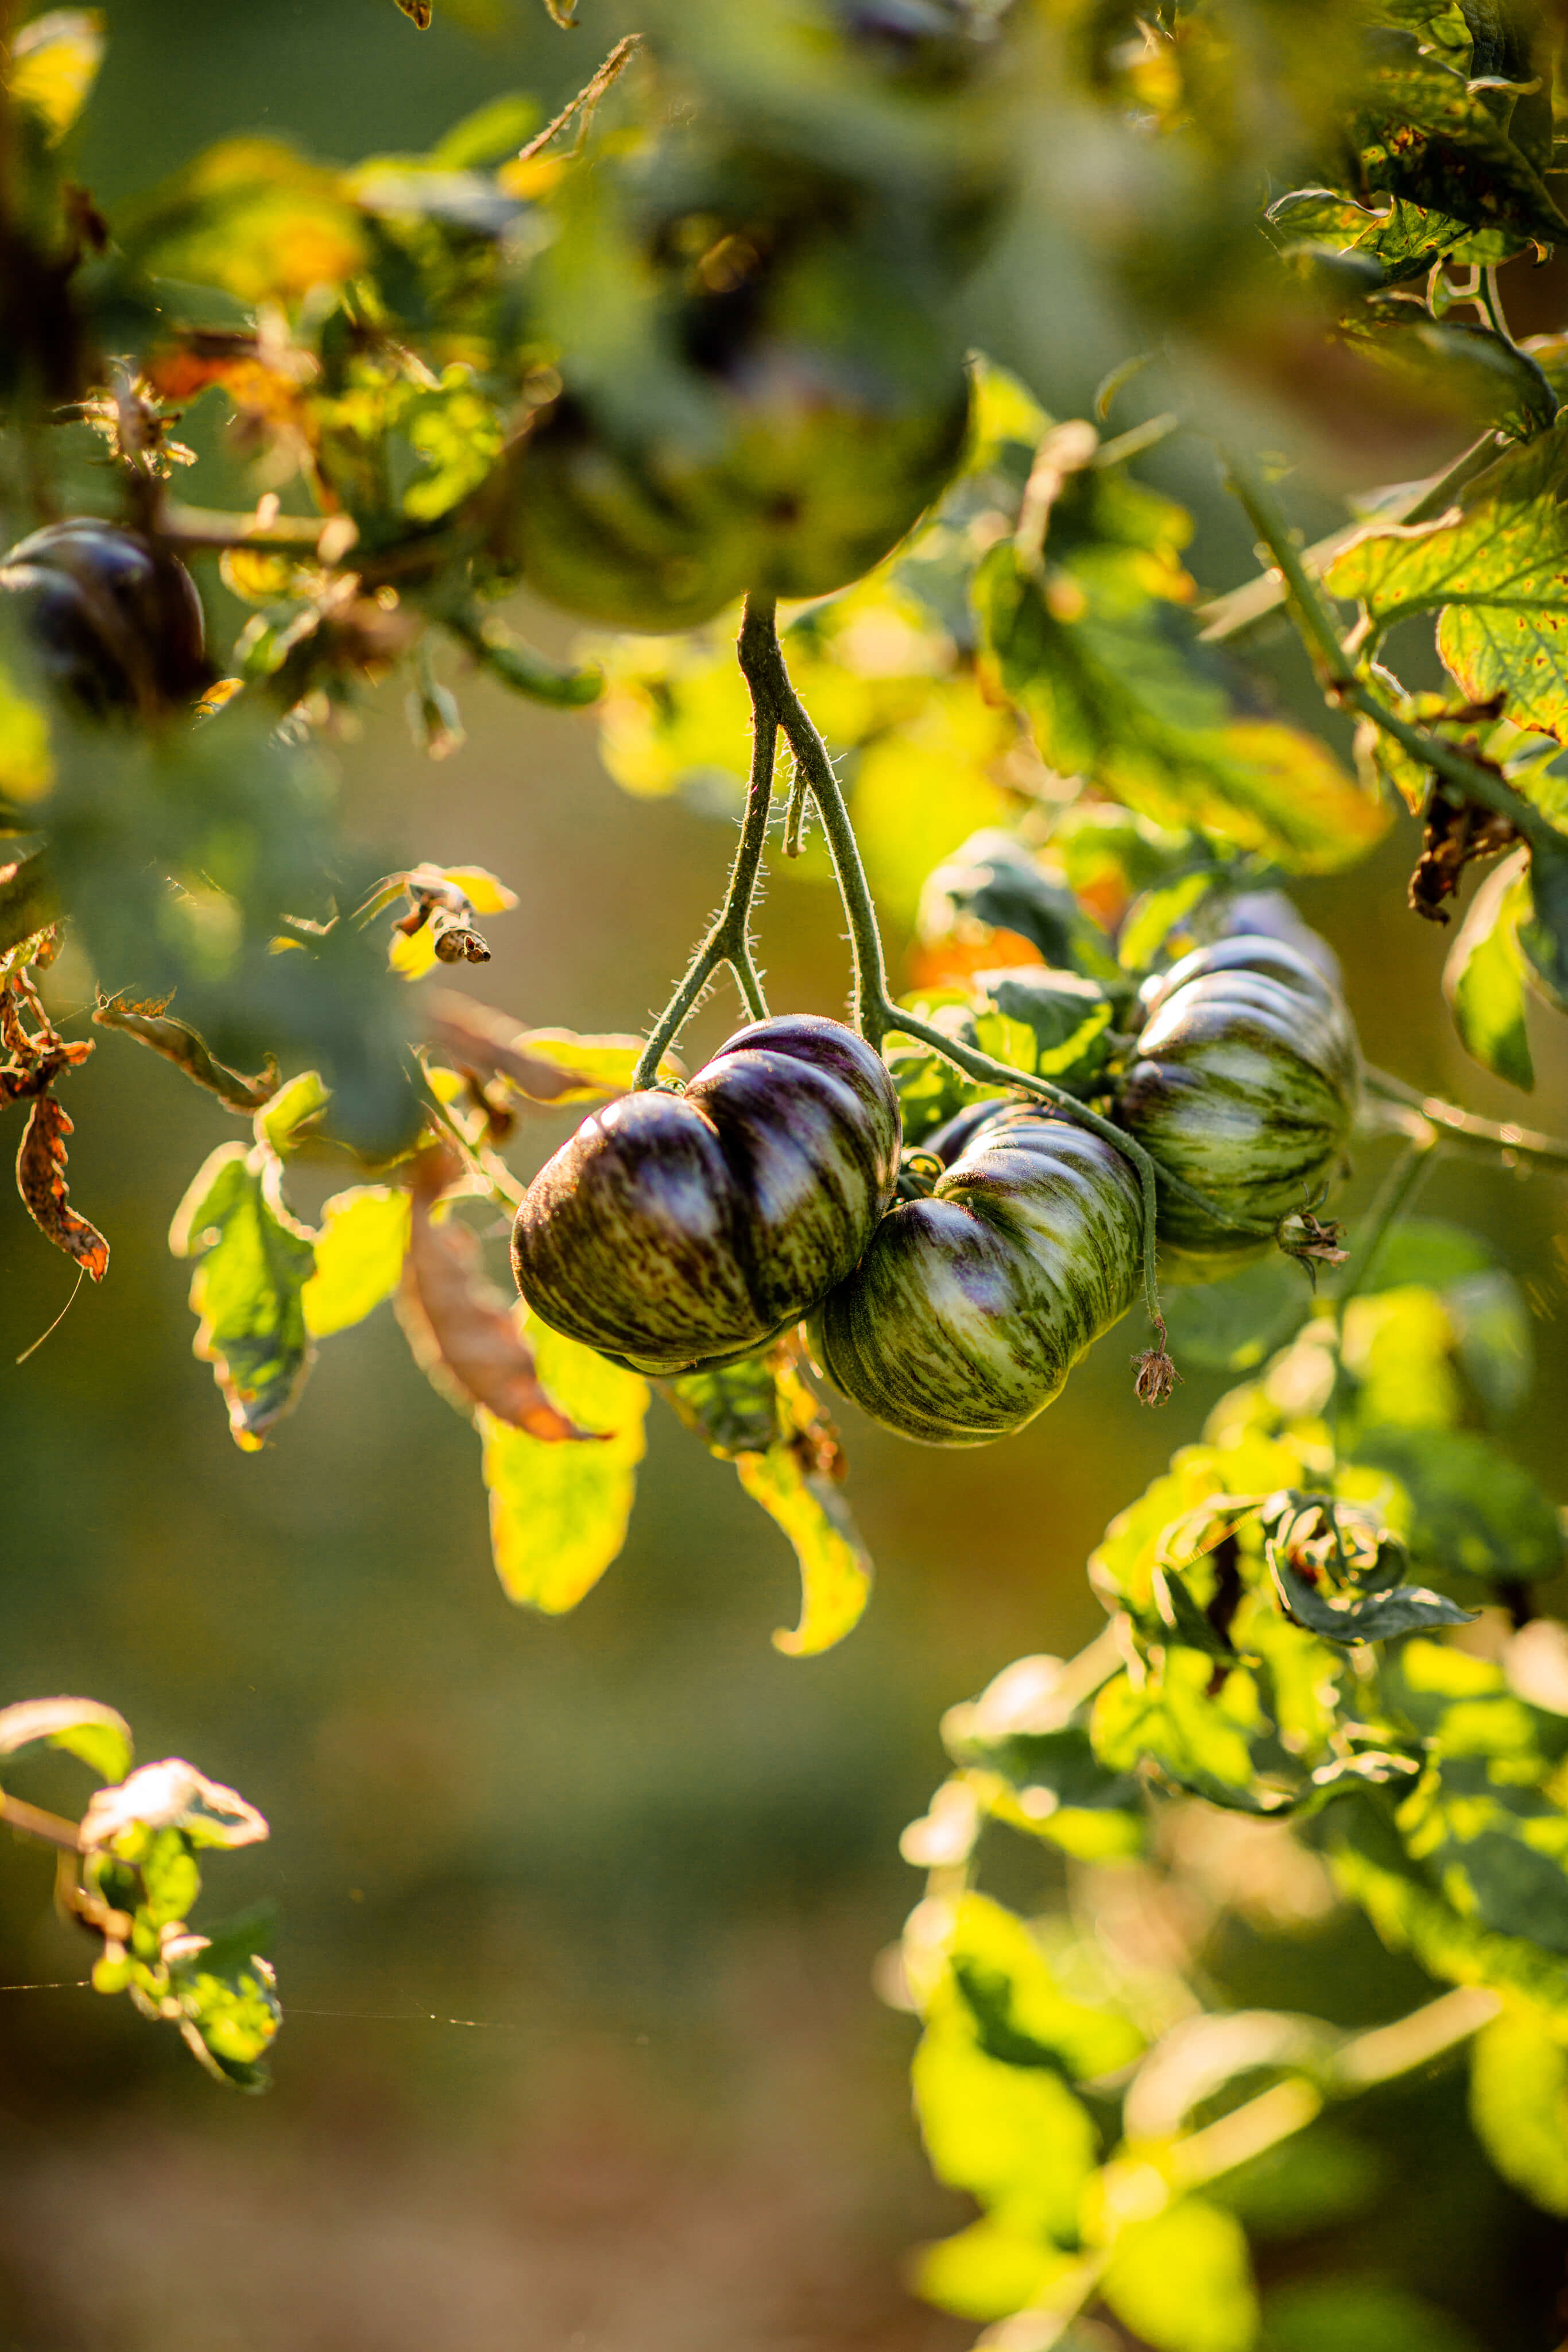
[736,1446,873,1657]
[389,925,442,980]
[435,864,517,914]
[301,1186,411,1338]
[0,662,52,804]
[512,1029,680,1101]
[481,1314,649,1614]
[7,8,105,141]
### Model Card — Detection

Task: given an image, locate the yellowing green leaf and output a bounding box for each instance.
[510,1030,676,1102]
[1101,2199,1259,2352]
[481,1317,648,1614]
[129,138,370,307]
[301,1185,411,1339]
[0,1695,132,1785]
[1326,421,1568,740]
[1444,846,1535,1091]
[735,1445,873,1657]
[911,2018,1098,2240]
[6,8,106,141]
[1469,2003,1568,2217]
[976,543,1385,873]
[0,661,52,804]
[434,865,516,915]
[912,2218,1073,2323]
[169,1143,316,1450]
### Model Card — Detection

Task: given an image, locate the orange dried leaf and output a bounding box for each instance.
[16,1093,109,1280]
[400,1148,597,1440]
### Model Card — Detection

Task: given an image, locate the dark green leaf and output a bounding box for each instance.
[1520,826,1568,1012]
[1270,1554,1474,1644]
[1263,2278,1482,2352]
[916,828,1115,977]
[664,1353,785,1457]
[1469,2004,1568,2218]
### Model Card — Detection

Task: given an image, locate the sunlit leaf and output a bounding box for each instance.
[911,2220,1073,2323]
[1442,847,1535,1090]
[0,1696,132,1785]
[1102,2199,1259,2352]
[125,138,370,307]
[301,1185,411,1339]
[1469,2003,1568,2219]
[6,8,106,142]
[911,2021,1098,2242]
[737,1444,873,1657]
[168,1908,281,2092]
[169,1143,315,1450]
[481,1316,649,1614]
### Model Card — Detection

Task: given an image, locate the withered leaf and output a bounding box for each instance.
[398,1147,597,1440]
[16,1093,109,1280]
[93,997,277,1111]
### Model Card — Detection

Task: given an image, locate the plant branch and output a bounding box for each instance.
[517,33,642,163]
[1225,458,1561,855]
[1361,1066,1568,1169]
[0,1790,82,1852]
[1198,435,1500,647]
[632,596,777,1089]
[737,604,891,1042]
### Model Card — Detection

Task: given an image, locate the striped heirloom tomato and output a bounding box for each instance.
[816,1100,1144,1445]
[1114,934,1360,1276]
[511,1015,901,1375]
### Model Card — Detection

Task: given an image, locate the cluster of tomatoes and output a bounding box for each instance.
[513,928,1361,1446]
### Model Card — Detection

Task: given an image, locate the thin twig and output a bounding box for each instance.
[517,34,642,165]
[632,595,777,1089]
[1361,1066,1568,1169]
[0,1791,82,1853]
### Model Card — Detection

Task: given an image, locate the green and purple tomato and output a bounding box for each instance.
[1114,934,1360,1278]
[511,1014,901,1375]
[816,1101,1143,1444]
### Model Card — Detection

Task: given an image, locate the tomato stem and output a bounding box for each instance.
[1225,457,1561,856]
[0,1789,82,1853]
[737,601,892,1042]
[632,596,777,1088]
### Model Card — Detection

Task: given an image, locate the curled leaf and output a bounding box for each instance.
[16,1092,109,1279]
[80,1759,269,1853]
[423,991,680,1104]
[92,996,276,1112]
[0,1696,132,1784]
[400,1147,594,1438]
[169,1143,315,1448]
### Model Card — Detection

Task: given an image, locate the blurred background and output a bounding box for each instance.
[2,2,1568,2346]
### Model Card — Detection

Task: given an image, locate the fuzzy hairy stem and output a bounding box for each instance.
[737,606,891,1041]
[1225,459,1561,856]
[632,598,777,1089]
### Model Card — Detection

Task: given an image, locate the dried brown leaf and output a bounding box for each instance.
[399,1147,596,1440]
[92,997,276,1111]
[16,1093,109,1279]
[421,991,596,1102]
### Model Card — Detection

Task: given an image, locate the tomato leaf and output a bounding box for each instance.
[301,1184,411,1339]
[975,541,1385,872]
[1443,845,1535,1090]
[0,1695,132,1785]
[737,1444,873,1658]
[481,1316,648,1614]
[1469,2005,1568,2220]
[1102,2199,1259,2352]
[169,1142,314,1449]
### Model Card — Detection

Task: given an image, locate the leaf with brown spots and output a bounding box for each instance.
[1328,423,1568,744]
[16,1093,109,1279]
[398,1147,597,1440]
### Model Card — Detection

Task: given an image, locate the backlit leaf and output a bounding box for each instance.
[1326,422,1568,740]
[169,1143,315,1449]
[911,2218,1073,2323]
[301,1185,411,1339]
[737,1444,873,1657]
[6,8,106,142]
[0,1696,131,1785]
[1102,2199,1259,2352]
[1469,2003,1568,2218]
[911,2021,1098,2242]
[481,1317,649,1614]
[1443,848,1535,1090]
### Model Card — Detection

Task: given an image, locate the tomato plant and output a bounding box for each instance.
[3,0,1568,2344]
